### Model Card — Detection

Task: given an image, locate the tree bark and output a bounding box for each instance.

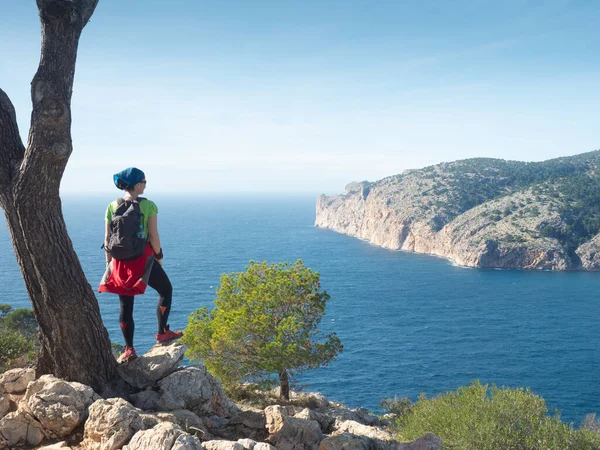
[279,369,290,401]
[0,0,118,393]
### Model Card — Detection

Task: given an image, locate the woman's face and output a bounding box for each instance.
[135,179,147,195]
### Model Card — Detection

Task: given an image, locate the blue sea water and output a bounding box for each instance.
[1,195,599,424]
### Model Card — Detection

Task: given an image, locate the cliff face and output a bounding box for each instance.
[315,152,600,270]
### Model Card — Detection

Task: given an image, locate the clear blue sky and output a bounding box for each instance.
[1,1,598,194]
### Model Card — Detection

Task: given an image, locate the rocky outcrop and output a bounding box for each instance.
[130,365,235,417]
[117,343,186,389]
[0,367,35,394]
[0,342,440,449]
[265,405,323,450]
[315,153,600,270]
[122,422,203,450]
[22,375,99,439]
[81,398,145,450]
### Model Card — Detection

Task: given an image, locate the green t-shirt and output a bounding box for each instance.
[105,198,158,241]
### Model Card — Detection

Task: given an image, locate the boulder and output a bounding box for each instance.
[153,366,236,417]
[294,408,335,433]
[37,442,72,449]
[81,398,144,450]
[319,433,372,450]
[130,388,162,410]
[265,405,322,450]
[0,367,35,394]
[117,343,186,389]
[154,409,212,440]
[123,422,203,450]
[22,375,99,439]
[392,433,442,450]
[0,410,45,448]
[213,407,267,441]
[202,440,244,450]
[332,419,392,442]
[315,405,364,424]
[0,394,9,420]
[236,439,277,450]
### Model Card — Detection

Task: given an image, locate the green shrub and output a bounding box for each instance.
[0,304,39,370]
[392,381,600,450]
[0,329,35,369]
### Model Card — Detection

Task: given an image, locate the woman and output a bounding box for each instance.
[99,167,182,363]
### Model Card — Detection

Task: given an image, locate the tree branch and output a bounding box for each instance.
[0,89,25,202]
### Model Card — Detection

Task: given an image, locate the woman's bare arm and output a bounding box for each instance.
[148,214,161,255]
[104,221,112,265]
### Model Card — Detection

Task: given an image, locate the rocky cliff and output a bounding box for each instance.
[315,151,600,270]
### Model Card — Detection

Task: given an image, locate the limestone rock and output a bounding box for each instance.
[294,408,335,433]
[576,233,600,270]
[0,367,35,394]
[37,442,72,449]
[0,410,45,448]
[123,422,202,450]
[392,433,441,450]
[332,419,392,442]
[130,388,162,410]
[153,366,235,417]
[81,398,144,450]
[265,405,322,450]
[0,394,9,420]
[319,433,372,450]
[314,405,363,424]
[154,409,212,440]
[117,343,186,389]
[23,375,99,439]
[202,440,245,450]
[213,407,267,441]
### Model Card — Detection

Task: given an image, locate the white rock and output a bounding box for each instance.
[265,405,322,450]
[23,375,99,439]
[237,438,257,449]
[319,433,372,450]
[117,343,186,389]
[332,419,392,441]
[202,440,245,450]
[37,442,72,449]
[123,422,202,450]
[0,410,45,448]
[253,444,277,450]
[0,394,9,420]
[155,366,235,417]
[0,368,35,394]
[81,398,144,450]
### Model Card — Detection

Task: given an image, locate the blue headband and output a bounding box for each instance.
[113,167,145,190]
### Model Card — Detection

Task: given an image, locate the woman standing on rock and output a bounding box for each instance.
[99,167,182,363]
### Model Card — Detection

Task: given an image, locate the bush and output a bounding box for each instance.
[392,381,600,450]
[0,304,39,370]
[0,329,35,370]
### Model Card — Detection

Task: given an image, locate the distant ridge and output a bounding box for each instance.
[315,150,600,270]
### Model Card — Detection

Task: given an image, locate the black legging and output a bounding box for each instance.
[119,261,172,348]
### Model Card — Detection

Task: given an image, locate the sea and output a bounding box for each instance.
[1,194,599,425]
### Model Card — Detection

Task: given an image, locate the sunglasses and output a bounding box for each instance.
[139,180,147,185]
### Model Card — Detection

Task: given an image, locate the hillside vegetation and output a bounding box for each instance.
[316,150,600,270]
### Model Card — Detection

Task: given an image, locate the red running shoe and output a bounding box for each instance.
[118,346,137,363]
[156,325,183,344]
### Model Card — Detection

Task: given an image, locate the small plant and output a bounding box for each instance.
[380,395,413,418]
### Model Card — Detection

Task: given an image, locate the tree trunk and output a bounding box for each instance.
[0,0,118,393]
[279,369,290,401]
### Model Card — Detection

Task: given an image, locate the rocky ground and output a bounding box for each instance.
[0,343,440,450]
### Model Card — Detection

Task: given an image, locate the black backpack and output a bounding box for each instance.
[106,198,146,260]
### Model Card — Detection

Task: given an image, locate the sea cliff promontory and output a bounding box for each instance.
[315,150,600,270]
